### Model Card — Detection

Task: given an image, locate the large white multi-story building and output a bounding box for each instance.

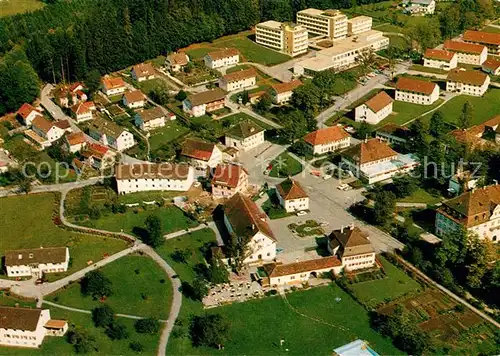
[395,77,440,105]
[297,8,348,40]
[225,120,265,152]
[464,30,500,55]
[435,184,500,243]
[443,40,488,65]
[4,247,69,278]
[354,91,393,125]
[423,49,458,71]
[303,125,351,155]
[224,192,277,264]
[0,307,67,348]
[218,68,256,92]
[402,0,436,15]
[347,16,372,36]
[327,226,376,271]
[115,163,194,194]
[255,21,308,57]
[446,69,490,96]
[204,48,240,69]
[275,178,309,213]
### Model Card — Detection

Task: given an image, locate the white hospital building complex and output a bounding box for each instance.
[255,21,308,57]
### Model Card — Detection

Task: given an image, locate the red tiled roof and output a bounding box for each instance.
[343,138,398,165]
[68,82,84,92]
[167,52,189,66]
[443,40,486,55]
[222,68,256,83]
[212,163,248,188]
[303,126,350,146]
[181,138,216,161]
[263,256,341,278]
[123,90,144,103]
[132,63,155,78]
[17,103,41,120]
[464,30,500,46]
[206,48,240,61]
[71,102,94,115]
[276,178,308,200]
[364,91,393,113]
[424,48,455,61]
[88,143,109,155]
[482,57,500,71]
[54,120,71,130]
[31,116,55,134]
[446,69,488,86]
[396,77,437,95]
[102,77,126,90]
[65,132,86,146]
[271,80,303,94]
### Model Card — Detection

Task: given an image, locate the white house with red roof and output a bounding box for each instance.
[211,163,249,199]
[270,80,302,104]
[482,57,500,76]
[17,103,42,126]
[180,138,222,171]
[123,90,145,109]
[443,40,488,65]
[423,49,457,71]
[224,120,265,152]
[131,63,156,82]
[224,192,276,264]
[354,91,393,125]
[102,77,126,96]
[64,132,87,153]
[81,143,116,170]
[70,102,96,123]
[275,178,309,213]
[303,126,351,155]
[31,117,67,144]
[395,77,440,105]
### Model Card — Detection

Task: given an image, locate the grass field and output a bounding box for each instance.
[483,26,500,34]
[372,23,403,33]
[74,205,198,237]
[46,255,172,319]
[148,120,190,152]
[409,64,447,75]
[116,190,187,205]
[348,256,421,308]
[269,153,303,178]
[421,89,500,127]
[0,292,36,308]
[0,0,44,17]
[383,98,444,127]
[222,112,274,130]
[167,284,401,355]
[0,194,129,280]
[397,188,443,205]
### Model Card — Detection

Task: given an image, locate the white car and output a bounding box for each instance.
[337,183,351,191]
[323,174,332,180]
[296,211,308,216]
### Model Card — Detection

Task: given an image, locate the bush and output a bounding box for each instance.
[135,317,160,334]
[91,305,114,327]
[67,328,98,354]
[81,270,113,300]
[105,320,129,340]
[129,341,144,353]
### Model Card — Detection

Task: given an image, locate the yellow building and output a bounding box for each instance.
[296,8,348,40]
[347,16,372,36]
[255,20,308,57]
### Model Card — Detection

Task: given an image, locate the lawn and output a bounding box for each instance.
[289,220,324,237]
[117,190,187,205]
[261,190,293,220]
[0,292,36,308]
[167,284,401,355]
[46,255,172,319]
[269,153,304,178]
[483,26,500,34]
[421,88,500,127]
[0,194,129,280]
[137,78,169,94]
[185,47,214,60]
[226,64,252,74]
[0,0,44,17]
[148,120,190,152]
[409,64,447,75]
[74,205,198,237]
[397,188,443,205]
[348,256,421,308]
[222,112,274,130]
[384,98,444,127]
[387,34,408,50]
[372,23,403,33]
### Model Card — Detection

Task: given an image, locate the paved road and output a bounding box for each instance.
[225,91,283,129]
[0,177,102,198]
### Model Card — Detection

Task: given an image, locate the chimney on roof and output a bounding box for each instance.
[340,225,344,233]
[349,223,354,230]
[252,223,255,230]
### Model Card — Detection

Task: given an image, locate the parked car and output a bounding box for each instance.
[296,211,308,216]
[323,174,332,180]
[337,183,351,191]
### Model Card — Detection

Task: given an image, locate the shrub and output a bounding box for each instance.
[129,341,144,353]
[105,320,129,340]
[135,317,160,334]
[91,305,114,327]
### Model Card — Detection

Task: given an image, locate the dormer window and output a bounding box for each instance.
[18,254,22,260]
[29,253,34,259]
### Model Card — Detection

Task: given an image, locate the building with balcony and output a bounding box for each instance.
[255,21,308,57]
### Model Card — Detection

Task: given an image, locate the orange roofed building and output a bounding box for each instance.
[446,68,490,96]
[270,80,302,104]
[443,40,488,65]
[423,48,458,71]
[354,91,393,125]
[275,177,309,213]
[395,77,439,105]
[211,163,249,199]
[463,30,500,55]
[303,125,351,155]
[101,77,126,96]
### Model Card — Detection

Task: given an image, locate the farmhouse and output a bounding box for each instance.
[181,138,222,170]
[0,307,67,348]
[134,107,166,131]
[211,163,249,199]
[122,90,145,109]
[303,126,351,155]
[270,80,302,104]
[446,69,490,96]
[341,138,419,184]
[402,0,435,16]
[443,40,488,65]
[204,48,240,69]
[225,120,265,152]
[89,116,135,151]
[481,57,500,76]
[4,247,69,278]
[395,77,440,105]
[255,21,308,57]
[53,83,87,108]
[182,88,226,117]
[354,91,393,125]
[223,192,277,264]
[218,68,256,92]
[463,30,500,55]
[131,63,156,81]
[327,225,376,271]
[115,163,194,194]
[435,184,500,243]
[423,49,458,71]
[70,101,96,123]
[64,132,87,153]
[275,178,309,213]
[16,103,42,126]
[165,52,190,72]
[102,77,126,96]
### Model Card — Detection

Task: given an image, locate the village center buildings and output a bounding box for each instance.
[211,163,249,199]
[328,226,376,271]
[4,247,69,278]
[255,21,308,57]
[395,77,440,105]
[354,91,393,125]
[446,68,490,97]
[303,125,351,155]
[180,138,222,170]
[224,120,265,152]
[182,88,226,117]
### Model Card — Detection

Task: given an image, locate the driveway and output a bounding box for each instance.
[237,142,289,185]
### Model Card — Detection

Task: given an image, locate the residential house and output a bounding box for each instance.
[275,178,309,213]
[122,90,145,109]
[347,16,372,36]
[64,132,87,153]
[53,83,87,108]
[303,126,351,155]
[4,247,69,278]
[225,120,265,152]
[482,57,500,76]
[211,163,249,199]
[341,138,419,184]
[446,68,490,96]
[219,68,256,92]
[423,49,458,71]
[165,52,190,72]
[395,77,440,105]
[181,138,223,170]
[134,107,166,131]
[0,307,67,348]
[101,77,126,96]
[435,184,500,242]
[464,30,500,55]
[131,63,156,82]
[327,225,376,271]
[70,102,96,123]
[182,88,226,117]
[223,192,277,264]
[296,8,348,40]
[443,40,488,65]
[17,103,42,126]
[402,0,436,15]
[204,48,240,69]
[115,163,194,194]
[354,91,393,125]
[450,115,500,149]
[270,80,302,104]
[81,143,116,170]
[448,169,479,195]
[375,124,410,145]
[262,256,342,286]
[30,117,67,146]
[255,21,308,57]
[88,116,135,151]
